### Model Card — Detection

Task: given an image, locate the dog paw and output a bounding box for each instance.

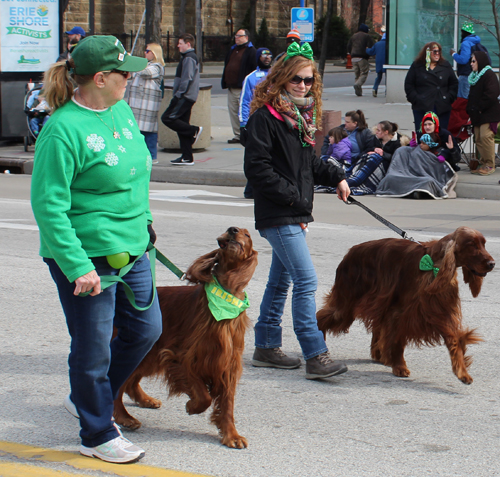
[392,366,410,378]
[221,434,248,449]
[458,373,473,385]
[114,416,142,430]
[138,397,162,409]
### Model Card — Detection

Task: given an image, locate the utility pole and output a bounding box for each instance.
[195,0,203,72]
[145,0,162,44]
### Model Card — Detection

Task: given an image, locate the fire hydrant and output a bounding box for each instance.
[346,53,353,69]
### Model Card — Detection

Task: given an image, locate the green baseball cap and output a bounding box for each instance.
[71,35,147,75]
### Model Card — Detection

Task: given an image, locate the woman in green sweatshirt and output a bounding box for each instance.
[31,35,162,464]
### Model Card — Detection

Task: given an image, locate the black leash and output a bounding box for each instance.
[345,197,421,244]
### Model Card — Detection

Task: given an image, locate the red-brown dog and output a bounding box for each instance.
[113,227,258,448]
[317,226,494,384]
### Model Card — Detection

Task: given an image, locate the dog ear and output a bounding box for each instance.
[224,249,258,293]
[185,249,220,284]
[462,267,483,298]
[426,240,457,295]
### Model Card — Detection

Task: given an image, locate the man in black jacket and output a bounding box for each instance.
[221,29,257,144]
[347,24,374,97]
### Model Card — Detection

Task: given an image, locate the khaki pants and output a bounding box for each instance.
[354,59,370,87]
[227,87,242,139]
[474,122,497,169]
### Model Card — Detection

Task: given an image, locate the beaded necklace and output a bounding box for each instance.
[77,91,121,139]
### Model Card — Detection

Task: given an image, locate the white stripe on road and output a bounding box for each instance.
[149,190,253,207]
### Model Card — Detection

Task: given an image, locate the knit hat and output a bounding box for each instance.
[420,134,439,149]
[420,112,440,133]
[461,21,475,34]
[256,47,273,69]
[359,24,369,33]
[287,29,301,41]
[71,35,147,75]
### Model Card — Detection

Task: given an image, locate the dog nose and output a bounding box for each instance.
[487,260,495,270]
[228,227,239,235]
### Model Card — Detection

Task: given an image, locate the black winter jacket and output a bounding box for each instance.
[374,132,403,162]
[221,42,257,89]
[244,106,345,230]
[466,69,500,126]
[404,61,458,115]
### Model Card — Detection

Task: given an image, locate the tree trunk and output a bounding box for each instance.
[358,0,371,27]
[249,0,257,40]
[179,0,186,35]
[318,0,334,79]
[145,0,162,44]
[195,0,203,73]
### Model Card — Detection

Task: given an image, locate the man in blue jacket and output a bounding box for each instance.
[366,31,386,97]
[239,47,273,199]
[451,21,489,99]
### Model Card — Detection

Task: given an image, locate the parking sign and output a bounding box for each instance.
[291,7,314,42]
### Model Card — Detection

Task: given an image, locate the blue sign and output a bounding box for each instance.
[291,7,314,42]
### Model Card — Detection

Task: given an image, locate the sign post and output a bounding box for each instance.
[291,7,314,43]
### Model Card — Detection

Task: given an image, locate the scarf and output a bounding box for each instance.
[276,92,317,147]
[204,276,249,321]
[468,65,492,86]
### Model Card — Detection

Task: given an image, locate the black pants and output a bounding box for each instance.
[161,97,196,160]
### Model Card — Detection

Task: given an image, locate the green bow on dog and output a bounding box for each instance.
[419,254,439,277]
[284,42,314,62]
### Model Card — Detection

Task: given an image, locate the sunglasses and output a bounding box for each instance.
[145,49,151,53]
[102,69,130,78]
[235,34,247,38]
[289,75,314,86]
[471,59,477,63]
[431,49,440,54]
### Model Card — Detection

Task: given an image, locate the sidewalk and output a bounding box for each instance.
[2,66,500,201]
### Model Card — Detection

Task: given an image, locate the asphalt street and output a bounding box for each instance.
[1,175,500,476]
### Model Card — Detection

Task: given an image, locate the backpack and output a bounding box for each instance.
[471,43,491,64]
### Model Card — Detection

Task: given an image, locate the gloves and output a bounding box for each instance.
[147,223,157,244]
[409,137,417,148]
[437,155,446,163]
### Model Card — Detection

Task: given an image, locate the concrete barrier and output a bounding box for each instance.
[158,82,212,151]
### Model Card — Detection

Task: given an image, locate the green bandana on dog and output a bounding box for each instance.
[419,254,439,277]
[205,276,250,321]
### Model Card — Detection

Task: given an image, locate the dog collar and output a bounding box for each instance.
[205,276,249,321]
[419,254,439,277]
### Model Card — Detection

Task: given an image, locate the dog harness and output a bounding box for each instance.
[205,276,250,321]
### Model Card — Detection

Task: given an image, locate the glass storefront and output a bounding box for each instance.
[388,0,498,67]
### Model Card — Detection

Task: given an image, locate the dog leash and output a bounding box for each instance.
[345,197,421,244]
[79,243,186,310]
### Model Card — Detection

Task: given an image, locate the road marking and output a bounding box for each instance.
[0,219,38,231]
[0,441,210,477]
[150,190,252,207]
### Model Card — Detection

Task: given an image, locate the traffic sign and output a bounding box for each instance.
[291,7,314,42]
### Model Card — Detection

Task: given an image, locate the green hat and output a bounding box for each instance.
[461,21,475,34]
[71,35,147,75]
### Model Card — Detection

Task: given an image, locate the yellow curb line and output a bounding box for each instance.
[0,441,211,477]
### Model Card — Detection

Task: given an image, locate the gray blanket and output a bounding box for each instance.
[375,146,458,199]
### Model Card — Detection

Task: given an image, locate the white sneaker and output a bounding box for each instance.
[80,436,145,464]
[64,394,79,419]
[193,126,203,146]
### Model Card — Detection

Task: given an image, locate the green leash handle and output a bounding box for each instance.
[79,244,185,310]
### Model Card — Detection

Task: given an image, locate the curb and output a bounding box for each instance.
[150,166,246,186]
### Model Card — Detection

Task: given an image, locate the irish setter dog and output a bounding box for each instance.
[113,227,258,448]
[317,226,494,384]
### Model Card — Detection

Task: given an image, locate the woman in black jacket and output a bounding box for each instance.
[466,50,500,175]
[405,41,458,131]
[244,42,349,380]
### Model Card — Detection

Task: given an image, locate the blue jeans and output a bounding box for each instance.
[141,131,158,159]
[256,224,327,360]
[458,75,470,99]
[45,253,162,448]
[373,71,384,93]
